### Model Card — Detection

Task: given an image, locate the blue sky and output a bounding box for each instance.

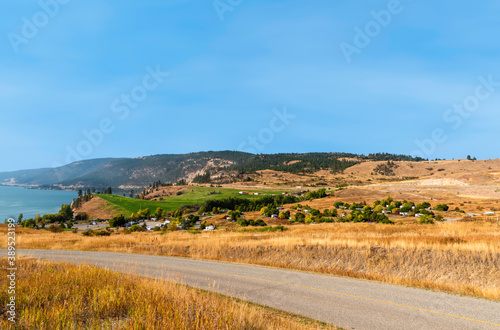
[1,0,500,172]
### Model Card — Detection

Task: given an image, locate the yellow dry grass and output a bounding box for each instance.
[220,158,500,187]
[0,258,334,329]
[4,221,500,301]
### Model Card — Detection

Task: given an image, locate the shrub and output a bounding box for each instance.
[254,219,267,227]
[260,206,279,217]
[418,215,435,224]
[292,212,305,223]
[435,215,444,222]
[49,225,63,233]
[109,214,127,227]
[94,230,111,236]
[278,210,291,219]
[435,204,449,211]
[334,202,345,209]
[317,217,335,223]
[237,219,249,227]
[130,224,146,232]
[254,225,286,232]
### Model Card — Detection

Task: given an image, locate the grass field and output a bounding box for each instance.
[95,186,285,215]
[8,221,500,301]
[0,258,334,329]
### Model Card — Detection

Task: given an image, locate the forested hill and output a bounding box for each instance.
[0,151,425,191]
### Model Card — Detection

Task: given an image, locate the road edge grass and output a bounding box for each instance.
[0,257,339,329]
[20,244,500,303]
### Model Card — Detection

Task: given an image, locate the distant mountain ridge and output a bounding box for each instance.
[0,151,424,191]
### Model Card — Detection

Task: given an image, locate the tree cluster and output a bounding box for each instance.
[192,172,212,184]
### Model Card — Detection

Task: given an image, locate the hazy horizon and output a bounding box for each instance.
[0,149,491,174]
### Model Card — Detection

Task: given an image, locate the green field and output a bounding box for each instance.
[96,186,285,215]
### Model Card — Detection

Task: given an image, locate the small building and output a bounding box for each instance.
[484,211,495,215]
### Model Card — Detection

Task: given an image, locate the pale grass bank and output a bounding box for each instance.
[0,258,335,329]
[4,222,500,300]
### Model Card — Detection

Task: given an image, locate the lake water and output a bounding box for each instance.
[0,186,77,221]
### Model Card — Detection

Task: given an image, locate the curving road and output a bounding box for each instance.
[18,250,500,330]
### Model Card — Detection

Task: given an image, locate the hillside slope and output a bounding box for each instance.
[0,158,118,187]
[0,151,425,191]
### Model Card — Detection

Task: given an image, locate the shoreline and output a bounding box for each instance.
[0,184,77,192]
